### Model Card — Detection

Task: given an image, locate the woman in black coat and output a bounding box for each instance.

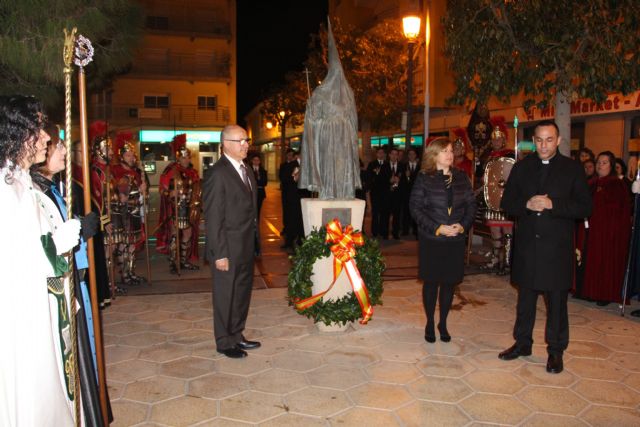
[410,138,476,343]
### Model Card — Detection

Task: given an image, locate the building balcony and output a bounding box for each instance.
[89,103,230,128]
[128,49,231,81]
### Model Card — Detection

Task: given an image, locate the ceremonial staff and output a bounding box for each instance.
[143,185,152,285]
[72,31,109,424]
[621,159,640,316]
[175,178,181,276]
[62,27,81,426]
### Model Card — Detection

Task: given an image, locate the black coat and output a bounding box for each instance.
[501,153,592,291]
[409,168,476,242]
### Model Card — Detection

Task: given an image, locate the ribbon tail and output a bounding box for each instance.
[344,259,373,324]
[294,276,339,311]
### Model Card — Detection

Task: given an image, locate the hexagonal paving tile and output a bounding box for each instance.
[384,326,425,344]
[328,407,401,427]
[517,385,588,416]
[107,321,154,336]
[260,324,312,340]
[130,310,174,323]
[416,355,474,378]
[249,338,291,356]
[459,393,530,425]
[216,353,272,376]
[602,334,640,353]
[258,413,326,426]
[594,320,640,336]
[348,382,413,410]
[324,346,379,366]
[160,356,216,379]
[468,350,525,371]
[108,359,158,383]
[105,345,140,365]
[219,391,286,423]
[469,333,514,351]
[567,357,628,381]
[248,369,307,394]
[110,400,148,427]
[306,363,368,390]
[516,363,578,387]
[581,405,640,426]
[154,319,192,334]
[189,373,248,399]
[338,330,390,348]
[395,400,471,427]
[173,308,212,322]
[138,342,191,363]
[285,386,351,417]
[570,326,602,341]
[245,314,283,329]
[611,352,640,373]
[118,331,166,347]
[291,334,340,353]
[566,340,612,359]
[122,375,185,403]
[406,376,473,403]
[427,340,478,357]
[107,380,126,400]
[573,379,640,407]
[366,360,422,384]
[150,395,217,426]
[168,329,212,345]
[463,370,526,394]
[375,342,428,363]
[521,413,588,426]
[194,417,250,426]
[624,372,640,392]
[272,350,324,372]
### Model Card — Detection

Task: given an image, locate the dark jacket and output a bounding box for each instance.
[409,168,476,242]
[501,153,592,291]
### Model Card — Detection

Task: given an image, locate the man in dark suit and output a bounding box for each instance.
[386,147,406,239]
[402,147,420,237]
[249,153,268,221]
[203,124,261,359]
[366,147,390,238]
[499,120,592,374]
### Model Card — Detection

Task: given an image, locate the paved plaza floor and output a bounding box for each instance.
[103,186,640,426]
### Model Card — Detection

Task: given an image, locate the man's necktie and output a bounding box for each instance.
[240,164,252,191]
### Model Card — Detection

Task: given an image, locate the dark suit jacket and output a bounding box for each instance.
[203,155,259,264]
[501,153,592,291]
[252,165,268,204]
[366,160,391,197]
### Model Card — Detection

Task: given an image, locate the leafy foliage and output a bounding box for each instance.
[0,0,143,112]
[442,0,640,110]
[288,227,385,326]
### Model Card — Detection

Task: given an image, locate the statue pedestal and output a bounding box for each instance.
[300,198,366,332]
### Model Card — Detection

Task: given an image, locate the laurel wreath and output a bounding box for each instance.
[287,227,385,326]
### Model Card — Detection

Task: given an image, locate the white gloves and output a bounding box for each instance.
[632,180,640,194]
[52,219,81,255]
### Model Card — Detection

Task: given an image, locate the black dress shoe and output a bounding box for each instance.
[425,323,436,343]
[237,339,261,350]
[217,347,247,359]
[438,324,451,343]
[546,353,564,374]
[498,344,532,360]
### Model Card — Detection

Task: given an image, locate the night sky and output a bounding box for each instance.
[236,0,328,125]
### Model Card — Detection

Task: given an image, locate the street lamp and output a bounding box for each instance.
[403,15,421,150]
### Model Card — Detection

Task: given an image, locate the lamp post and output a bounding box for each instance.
[403,15,421,151]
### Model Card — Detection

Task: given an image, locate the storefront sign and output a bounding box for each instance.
[139,129,221,143]
[525,90,640,121]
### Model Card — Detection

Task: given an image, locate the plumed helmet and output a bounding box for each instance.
[170,134,190,159]
[490,116,508,141]
[114,130,137,161]
[89,121,111,160]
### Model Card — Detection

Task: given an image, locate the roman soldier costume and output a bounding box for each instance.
[156,134,201,274]
[111,131,148,285]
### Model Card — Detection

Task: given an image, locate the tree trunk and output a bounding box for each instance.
[555,92,571,156]
[361,120,372,163]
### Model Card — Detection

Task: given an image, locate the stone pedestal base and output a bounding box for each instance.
[317,321,353,333]
[300,198,365,332]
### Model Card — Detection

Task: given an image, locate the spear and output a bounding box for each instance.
[73,32,109,425]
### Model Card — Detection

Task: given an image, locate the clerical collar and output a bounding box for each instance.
[539,152,557,165]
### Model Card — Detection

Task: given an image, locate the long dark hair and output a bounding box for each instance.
[0,95,47,178]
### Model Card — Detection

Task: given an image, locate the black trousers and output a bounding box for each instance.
[370,191,388,238]
[514,286,569,356]
[211,261,253,349]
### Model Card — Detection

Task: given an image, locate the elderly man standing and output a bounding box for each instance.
[203,124,261,358]
[498,120,591,374]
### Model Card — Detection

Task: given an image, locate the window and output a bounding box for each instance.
[146,16,169,30]
[197,96,217,110]
[144,95,169,109]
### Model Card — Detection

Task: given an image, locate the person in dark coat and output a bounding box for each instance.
[249,153,268,220]
[386,147,406,239]
[280,150,304,249]
[402,147,420,237]
[203,124,261,359]
[498,120,592,374]
[366,147,390,238]
[410,138,476,343]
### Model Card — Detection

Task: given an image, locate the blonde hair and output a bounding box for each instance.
[421,137,452,174]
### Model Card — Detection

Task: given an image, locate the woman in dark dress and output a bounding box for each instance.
[410,138,476,342]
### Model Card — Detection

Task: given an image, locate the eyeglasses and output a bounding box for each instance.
[224,138,252,145]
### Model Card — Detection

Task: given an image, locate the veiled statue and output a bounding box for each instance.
[298,19,361,200]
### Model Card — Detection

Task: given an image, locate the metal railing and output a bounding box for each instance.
[88,104,230,127]
[129,49,231,80]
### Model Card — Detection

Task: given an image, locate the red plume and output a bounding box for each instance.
[89,121,107,142]
[489,116,509,140]
[170,133,187,156]
[114,130,133,154]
